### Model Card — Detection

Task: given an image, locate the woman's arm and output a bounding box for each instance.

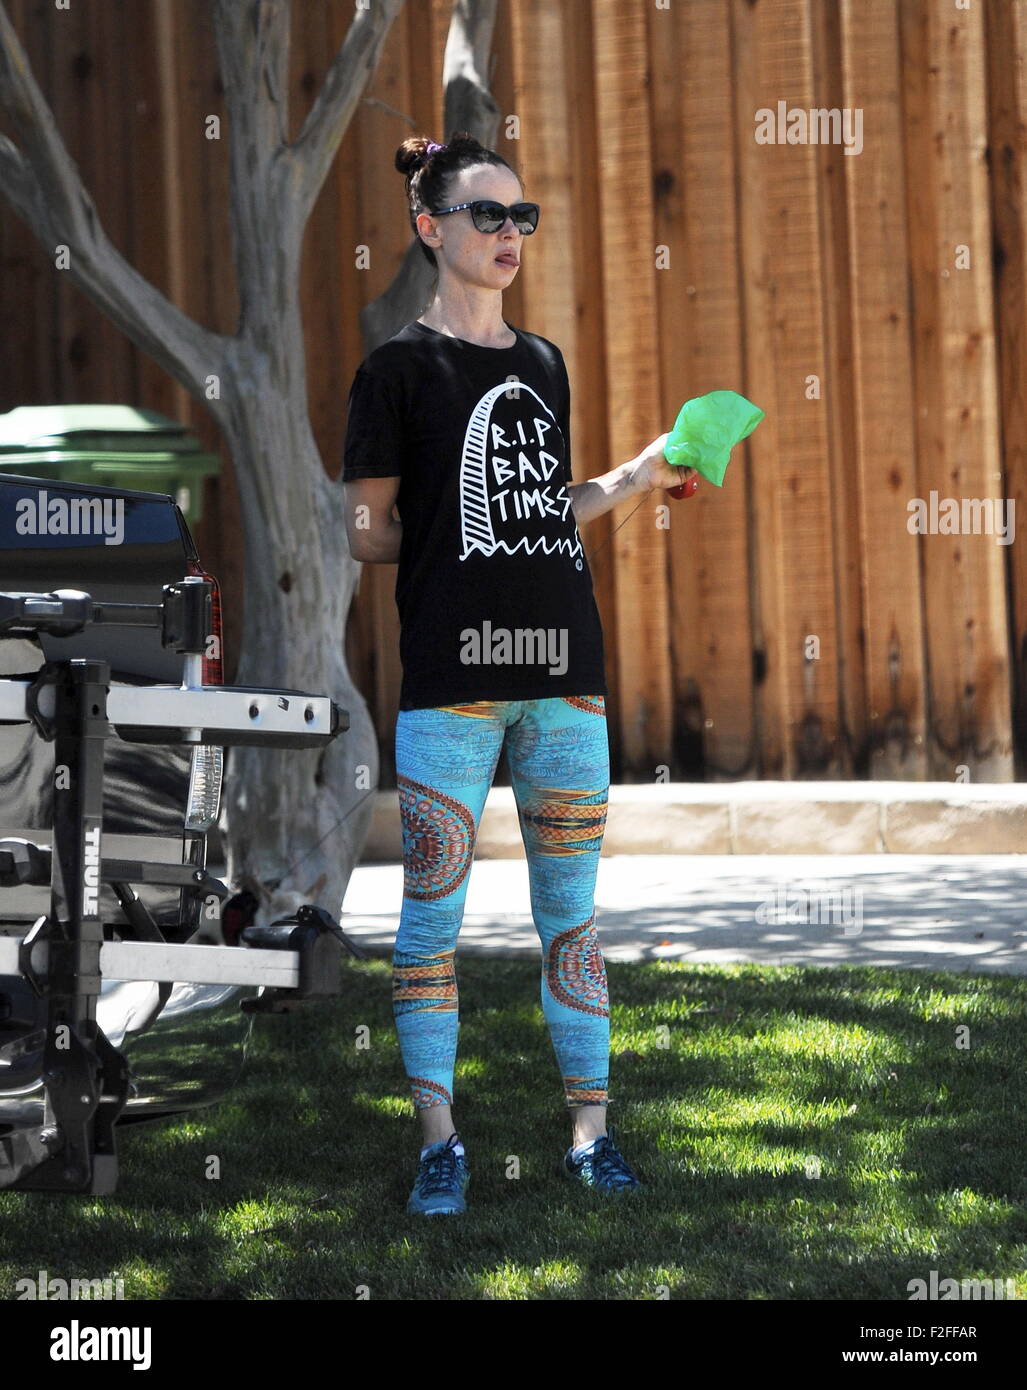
[566,461,645,527]
[566,436,697,527]
[344,477,402,563]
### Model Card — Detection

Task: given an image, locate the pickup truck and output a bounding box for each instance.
[0,471,356,1195]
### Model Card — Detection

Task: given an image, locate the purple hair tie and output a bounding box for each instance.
[424,141,446,157]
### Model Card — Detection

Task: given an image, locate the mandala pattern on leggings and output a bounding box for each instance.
[520,786,608,855]
[564,1074,610,1106]
[561,695,606,716]
[409,1076,453,1108]
[398,774,475,900]
[393,948,457,1017]
[546,915,609,1017]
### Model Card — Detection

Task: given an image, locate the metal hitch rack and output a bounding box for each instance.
[0,579,359,1194]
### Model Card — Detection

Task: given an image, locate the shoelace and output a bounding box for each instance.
[417,1144,465,1197]
[580,1136,638,1188]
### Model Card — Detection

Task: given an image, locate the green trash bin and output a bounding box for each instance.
[0,404,221,525]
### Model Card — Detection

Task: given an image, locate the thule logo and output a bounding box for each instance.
[82,825,101,916]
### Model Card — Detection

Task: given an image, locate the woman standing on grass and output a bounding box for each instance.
[342,131,694,1216]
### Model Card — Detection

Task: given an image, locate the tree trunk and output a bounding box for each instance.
[216,196,375,929]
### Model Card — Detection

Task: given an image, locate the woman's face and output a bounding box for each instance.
[419,164,527,290]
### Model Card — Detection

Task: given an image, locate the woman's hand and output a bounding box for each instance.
[630,432,699,492]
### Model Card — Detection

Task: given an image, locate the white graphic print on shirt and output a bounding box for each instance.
[459,381,583,563]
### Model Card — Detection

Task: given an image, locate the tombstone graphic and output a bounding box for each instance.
[459,381,584,563]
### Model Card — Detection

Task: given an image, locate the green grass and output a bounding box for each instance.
[2,959,1025,1300]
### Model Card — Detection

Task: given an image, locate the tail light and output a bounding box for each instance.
[184,561,224,831]
[187,561,224,685]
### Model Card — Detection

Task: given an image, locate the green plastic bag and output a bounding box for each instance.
[663,389,765,488]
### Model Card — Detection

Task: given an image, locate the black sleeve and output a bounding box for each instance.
[557,355,573,486]
[342,364,405,481]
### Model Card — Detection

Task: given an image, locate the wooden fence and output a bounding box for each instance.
[2,0,1026,785]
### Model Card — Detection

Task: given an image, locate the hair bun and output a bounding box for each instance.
[395,138,431,178]
[395,130,487,179]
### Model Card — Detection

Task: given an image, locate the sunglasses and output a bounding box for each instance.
[430,199,541,235]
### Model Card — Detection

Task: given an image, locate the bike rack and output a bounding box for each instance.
[0,579,359,1194]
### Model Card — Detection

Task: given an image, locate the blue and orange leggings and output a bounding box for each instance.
[393,694,611,1112]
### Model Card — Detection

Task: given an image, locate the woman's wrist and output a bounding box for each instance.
[622,457,652,494]
[568,461,648,527]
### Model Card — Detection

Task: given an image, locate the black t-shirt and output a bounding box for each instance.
[342,319,608,711]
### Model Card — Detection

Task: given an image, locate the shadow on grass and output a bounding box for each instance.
[0,959,1024,1299]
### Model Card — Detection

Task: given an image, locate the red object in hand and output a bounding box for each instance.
[668,473,699,499]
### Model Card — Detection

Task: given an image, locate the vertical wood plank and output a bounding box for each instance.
[592,0,673,773]
[839,0,928,778]
[985,0,1027,777]
[738,0,841,778]
[900,0,1011,777]
[810,0,864,778]
[558,0,621,775]
[650,0,757,781]
[427,0,451,143]
[733,0,785,776]
[50,0,128,401]
[84,0,134,401]
[126,0,189,422]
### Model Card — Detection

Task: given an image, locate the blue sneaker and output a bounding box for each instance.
[406,1133,470,1216]
[563,1125,641,1192]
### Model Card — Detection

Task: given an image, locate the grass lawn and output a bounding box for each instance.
[1,958,1025,1300]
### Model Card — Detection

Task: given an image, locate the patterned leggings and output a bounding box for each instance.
[393,694,611,1112]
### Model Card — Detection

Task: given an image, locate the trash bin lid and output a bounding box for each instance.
[0,404,208,456]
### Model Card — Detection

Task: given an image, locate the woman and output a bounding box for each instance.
[342,131,694,1216]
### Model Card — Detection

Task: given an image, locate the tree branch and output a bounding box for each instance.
[357,0,502,355]
[0,1,231,413]
[288,0,407,227]
[212,0,291,183]
[211,0,304,338]
[441,0,501,142]
[0,132,38,216]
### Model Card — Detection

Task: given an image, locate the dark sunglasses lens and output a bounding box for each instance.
[471,202,504,231]
[473,201,539,233]
[513,204,539,234]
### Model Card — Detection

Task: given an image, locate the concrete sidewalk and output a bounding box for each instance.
[339,853,1027,975]
[360,781,1027,860]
